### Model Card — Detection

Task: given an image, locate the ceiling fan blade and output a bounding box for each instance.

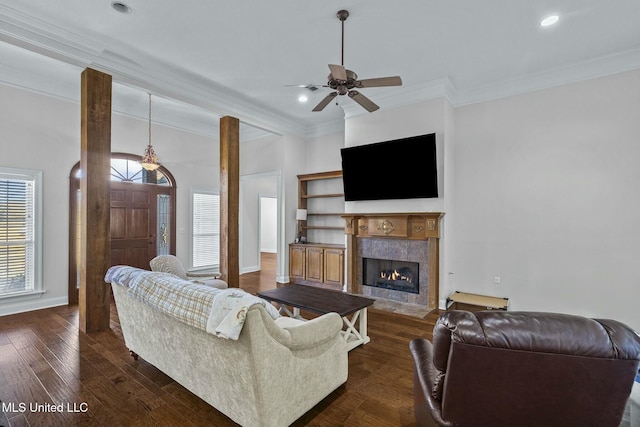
[312,92,338,112]
[328,64,347,81]
[348,90,379,112]
[285,84,320,91]
[356,76,403,88]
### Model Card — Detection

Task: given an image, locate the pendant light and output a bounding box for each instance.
[140,93,160,171]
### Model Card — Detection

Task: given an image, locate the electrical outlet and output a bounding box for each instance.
[494,276,501,285]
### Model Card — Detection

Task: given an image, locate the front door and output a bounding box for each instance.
[110,183,157,269]
[68,154,176,304]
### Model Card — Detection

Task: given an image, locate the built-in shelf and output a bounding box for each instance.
[293,170,346,287]
[302,193,345,199]
[297,170,345,243]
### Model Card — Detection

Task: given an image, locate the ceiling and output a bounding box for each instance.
[1,1,640,139]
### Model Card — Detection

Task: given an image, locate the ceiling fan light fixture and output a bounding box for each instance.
[298,94,308,103]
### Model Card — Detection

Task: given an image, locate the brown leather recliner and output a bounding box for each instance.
[410,310,640,427]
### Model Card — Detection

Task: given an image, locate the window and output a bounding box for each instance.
[0,168,42,297]
[109,158,171,185]
[191,190,220,269]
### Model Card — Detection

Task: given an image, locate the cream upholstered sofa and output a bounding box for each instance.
[105,266,348,427]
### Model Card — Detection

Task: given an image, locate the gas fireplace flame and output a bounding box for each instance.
[379,268,413,284]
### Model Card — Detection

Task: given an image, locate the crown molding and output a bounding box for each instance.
[0,5,306,137]
[453,47,640,107]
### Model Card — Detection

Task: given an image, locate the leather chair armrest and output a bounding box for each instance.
[410,338,454,427]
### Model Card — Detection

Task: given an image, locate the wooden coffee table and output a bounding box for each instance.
[258,284,375,351]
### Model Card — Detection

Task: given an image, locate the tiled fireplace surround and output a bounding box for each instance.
[357,238,430,305]
[342,213,444,311]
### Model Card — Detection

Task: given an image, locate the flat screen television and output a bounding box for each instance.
[340,133,438,201]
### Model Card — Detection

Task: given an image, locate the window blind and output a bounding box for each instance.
[192,192,220,268]
[0,177,35,295]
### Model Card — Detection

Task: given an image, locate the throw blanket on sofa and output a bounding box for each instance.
[206,288,280,340]
[105,266,278,339]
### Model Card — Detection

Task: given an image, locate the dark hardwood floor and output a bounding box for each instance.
[0,253,441,427]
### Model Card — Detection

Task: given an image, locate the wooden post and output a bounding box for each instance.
[219,116,240,288]
[79,68,112,332]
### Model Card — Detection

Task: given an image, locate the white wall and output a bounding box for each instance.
[239,173,278,273]
[240,134,307,282]
[260,197,278,253]
[0,83,222,315]
[453,69,640,330]
[305,132,344,172]
[0,84,78,314]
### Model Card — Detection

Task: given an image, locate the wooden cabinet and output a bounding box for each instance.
[289,243,344,289]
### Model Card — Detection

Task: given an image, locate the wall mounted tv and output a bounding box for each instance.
[340,133,438,202]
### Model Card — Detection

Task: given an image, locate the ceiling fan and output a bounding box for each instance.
[310,10,402,113]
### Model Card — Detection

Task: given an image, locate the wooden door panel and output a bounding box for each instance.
[111,248,126,266]
[110,207,127,239]
[132,190,151,203]
[129,208,151,238]
[110,189,126,202]
[126,247,152,270]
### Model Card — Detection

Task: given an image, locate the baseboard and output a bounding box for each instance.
[241,265,260,275]
[0,296,69,317]
[276,275,289,284]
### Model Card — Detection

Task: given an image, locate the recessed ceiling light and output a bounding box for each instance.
[298,95,308,103]
[540,15,559,27]
[111,1,132,14]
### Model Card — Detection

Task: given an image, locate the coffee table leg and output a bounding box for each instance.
[342,308,370,351]
[276,304,303,320]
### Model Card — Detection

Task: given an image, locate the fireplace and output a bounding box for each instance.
[342,213,443,310]
[363,258,419,294]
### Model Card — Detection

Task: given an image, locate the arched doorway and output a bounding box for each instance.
[68,153,176,303]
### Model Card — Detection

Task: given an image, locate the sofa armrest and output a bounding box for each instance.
[278,313,344,350]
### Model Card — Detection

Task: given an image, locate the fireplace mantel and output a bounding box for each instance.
[341,212,444,310]
[341,212,443,240]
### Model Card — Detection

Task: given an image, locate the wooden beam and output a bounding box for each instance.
[219,116,240,288]
[79,68,112,332]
